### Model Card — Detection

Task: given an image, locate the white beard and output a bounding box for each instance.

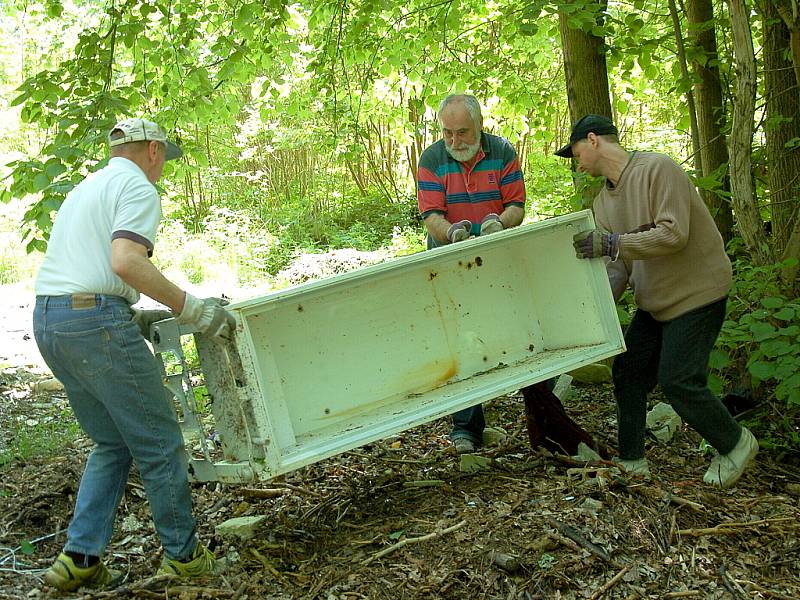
[446,139,481,162]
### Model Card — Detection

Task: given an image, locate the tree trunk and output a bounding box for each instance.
[558,0,613,203]
[773,0,800,87]
[558,1,613,122]
[771,0,800,288]
[686,0,735,240]
[727,0,772,265]
[760,1,800,253]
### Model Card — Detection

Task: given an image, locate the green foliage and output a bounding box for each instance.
[3,0,292,249]
[712,258,800,408]
[193,385,210,414]
[538,553,556,569]
[0,406,81,467]
[156,207,281,286]
[3,0,731,261]
[20,540,36,555]
[0,200,43,283]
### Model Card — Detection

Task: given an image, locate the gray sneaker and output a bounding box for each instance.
[703,427,758,488]
[452,438,477,454]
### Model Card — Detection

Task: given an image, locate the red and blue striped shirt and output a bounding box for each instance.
[417,132,526,239]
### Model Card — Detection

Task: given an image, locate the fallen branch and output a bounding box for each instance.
[402,480,445,488]
[270,482,321,497]
[677,517,796,537]
[249,548,281,577]
[546,517,614,563]
[92,574,177,598]
[241,487,286,499]
[231,582,249,600]
[164,585,234,597]
[719,563,749,600]
[361,520,467,566]
[589,564,630,599]
[546,530,582,554]
[667,494,704,512]
[735,579,799,600]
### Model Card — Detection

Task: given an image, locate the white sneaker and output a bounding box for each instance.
[614,457,651,478]
[703,427,758,488]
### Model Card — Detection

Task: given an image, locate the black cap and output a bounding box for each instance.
[555,114,618,158]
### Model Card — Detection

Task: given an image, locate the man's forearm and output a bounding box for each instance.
[423,214,453,245]
[111,239,186,312]
[119,254,185,312]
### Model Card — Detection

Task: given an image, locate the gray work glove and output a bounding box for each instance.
[131,309,174,339]
[447,219,472,243]
[176,293,236,340]
[573,229,620,259]
[479,213,504,235]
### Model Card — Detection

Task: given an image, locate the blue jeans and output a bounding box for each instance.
[613,298,741,460]
[450,405,486,445]
[33,294,197,560]
[450,379,556,445]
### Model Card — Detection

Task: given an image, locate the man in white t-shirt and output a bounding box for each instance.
[33,118,231,591]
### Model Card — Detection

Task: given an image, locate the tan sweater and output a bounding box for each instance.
[595,151,732,321]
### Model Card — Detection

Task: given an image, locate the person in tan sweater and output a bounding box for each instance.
[555,114,758,488]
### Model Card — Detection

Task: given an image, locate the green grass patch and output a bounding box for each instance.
[0,406,82,468]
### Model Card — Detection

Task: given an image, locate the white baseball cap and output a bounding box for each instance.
[108,118,183,161]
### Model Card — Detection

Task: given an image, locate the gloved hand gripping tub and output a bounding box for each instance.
[152,209,625,482]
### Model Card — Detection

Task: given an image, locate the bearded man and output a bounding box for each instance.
[416,94,527,453]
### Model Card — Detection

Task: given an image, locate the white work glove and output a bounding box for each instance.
[131,308,174,339]
[479,213,504,235]
[177,293,235,340]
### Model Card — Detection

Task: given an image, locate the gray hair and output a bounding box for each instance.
[437,94,483,130]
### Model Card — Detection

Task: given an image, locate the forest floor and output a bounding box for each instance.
[1,280,799,600]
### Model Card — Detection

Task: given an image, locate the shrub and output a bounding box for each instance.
[712,258,800,408]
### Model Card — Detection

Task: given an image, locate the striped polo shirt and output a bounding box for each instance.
[417,132,526,238]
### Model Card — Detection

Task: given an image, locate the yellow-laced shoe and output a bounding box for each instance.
[158,543,223,578]
[43,553,121,591]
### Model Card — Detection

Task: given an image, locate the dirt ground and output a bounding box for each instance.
[1,285,799,600]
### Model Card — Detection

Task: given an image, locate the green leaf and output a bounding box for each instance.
[33,173,51,192]
[761,296,784,309]
[761,340,794,358]
[787,387,800,406]
[748,361,775,381]
[708,349,731,369]
[774,358,799,380]
[694,175,723,191]
[10,89,31,107]
[707,372,723,396]
[749,321,777,341]
[776,373,800,405]
[773,307,796,321]
[20,541,35,555]
[45,161,67,178]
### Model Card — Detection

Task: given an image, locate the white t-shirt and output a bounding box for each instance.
[35,157,162,305]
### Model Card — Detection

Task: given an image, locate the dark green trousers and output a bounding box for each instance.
[614,298,741,460]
